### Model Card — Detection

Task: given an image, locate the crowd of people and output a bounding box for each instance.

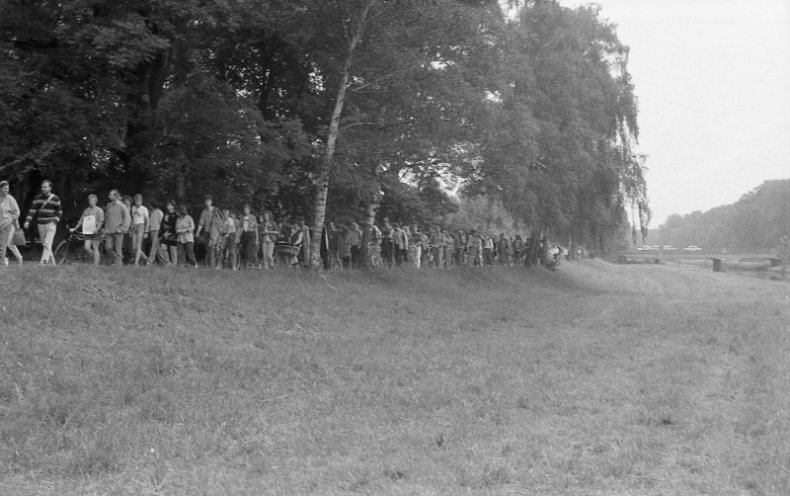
[1,180,568,270]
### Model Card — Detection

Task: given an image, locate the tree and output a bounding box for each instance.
[463,1,647,253]
[303,0,503,267]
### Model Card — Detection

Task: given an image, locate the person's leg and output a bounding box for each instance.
[381,241,389,268]
[0,224,10,266]
[214,236,226,269]
[132,231,142,266]
[45,223,57,264]
[90,239,101,265]
[8,244,22,263]
[123,232,133,263]
[206,232,217,268]
[263,241,274,269]
[157,243,170,264]
[227,234,237,270]
[83,239,94,263]
[117,233,126,265]
[133,226,143,265]
[110,234,120,265]
[5,225,21,263]
[249,238,259,267]
[147,230,159,264]
[183,242,197,266]
[239,232,248,267]
[36,224,46,263]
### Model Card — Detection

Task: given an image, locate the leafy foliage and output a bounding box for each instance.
[651,179,790,251]
[1,0,647,253]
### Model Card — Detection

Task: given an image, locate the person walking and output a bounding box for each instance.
[176,205,198,267]
[160,200,179,265]
[346,221,361,268]
[411,224,425,269]
[196,195,225,268]
[431,225,445,269]
[122,195,134,263]
[483,232,494,266]
[326,221,340,270]
[239,205,259,269]
[468,229,483,267]
[442,229,454,268]
[130,194,150,266]
[513,235,525,265]
[104,190,131,266]
[69,194,105,265]
[292,215,311,269]
[0,180,21,267]
[218,209,238,269]
[23,180,62,265]
[380,217,395,268]
[146,200,164,265]
[259,210,278,269]
[393,223,409,266]
[338,223,351,268]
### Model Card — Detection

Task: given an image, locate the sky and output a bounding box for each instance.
[562,0,790,227]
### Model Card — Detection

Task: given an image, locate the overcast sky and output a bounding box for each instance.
[561,0,790,227]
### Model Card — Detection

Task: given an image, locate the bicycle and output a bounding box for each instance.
[53,227,106,265]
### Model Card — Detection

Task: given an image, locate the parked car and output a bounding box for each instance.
[683,245,703,252]
[636,246,653,251]
[663,245,677,252]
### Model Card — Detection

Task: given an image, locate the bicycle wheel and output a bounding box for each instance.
[53,240,70,265]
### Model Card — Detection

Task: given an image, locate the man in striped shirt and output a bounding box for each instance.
[23,180,62,265]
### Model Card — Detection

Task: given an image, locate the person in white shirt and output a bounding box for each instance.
[147,201,164,265]
[0,180,21,267]
[130,193,150,266]
[70,194,105,265]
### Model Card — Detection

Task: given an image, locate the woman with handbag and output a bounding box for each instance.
[0,180,22,267]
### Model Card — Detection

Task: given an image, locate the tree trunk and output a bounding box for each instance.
[176,172,186,200]
[309,1,374,269]
[366,200,379,226]
[122,51,168,194]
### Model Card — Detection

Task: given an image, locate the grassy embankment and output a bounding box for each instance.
[1,261,789,495]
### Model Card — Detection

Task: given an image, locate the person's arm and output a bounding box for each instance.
[196,210,205,237]
[97,208,105,234]
[120,204,131,233]
[71,209,86,232]
[10,197,20,228]
[53,195,62,225]
[24,196,38,229]
[10,196,20,220]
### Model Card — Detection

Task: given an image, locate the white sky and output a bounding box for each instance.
[562,0,790,227]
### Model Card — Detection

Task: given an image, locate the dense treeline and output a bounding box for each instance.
[651,179,790,252]
[1,0,647,266]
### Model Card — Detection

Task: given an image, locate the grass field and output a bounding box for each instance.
[1,261,789,495]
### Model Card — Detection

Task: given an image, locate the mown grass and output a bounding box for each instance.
[1,261,788,495]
